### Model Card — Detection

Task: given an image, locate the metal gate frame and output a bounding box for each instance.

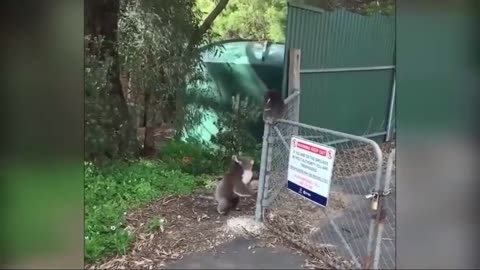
[254,90,393,269]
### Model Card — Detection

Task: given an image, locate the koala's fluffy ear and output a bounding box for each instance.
[250,159,254,165]
[232,155,240,164]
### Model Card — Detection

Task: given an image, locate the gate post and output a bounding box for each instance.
[255,120,272,222]
[288,49,301,128]
[372,149,395,269]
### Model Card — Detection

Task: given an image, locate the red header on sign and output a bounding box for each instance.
[296,141,327,156]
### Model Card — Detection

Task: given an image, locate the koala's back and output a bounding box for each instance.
[214,177,237,202]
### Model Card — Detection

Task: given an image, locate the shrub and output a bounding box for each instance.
[84,160,201,262]
[210,94,263,170]
[159,139,225,176]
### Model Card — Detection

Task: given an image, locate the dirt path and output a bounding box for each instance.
[86,188,327,269]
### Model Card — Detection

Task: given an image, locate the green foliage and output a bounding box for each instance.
[364,0,394,16]
[84,160,201,262]
[85,0,219,160]
[292,0,394,16]
[146,217,166,233]
[211,94,263,168]
[196,0,287,42]
[85,35,136,159]
[119,0,219,135]
[160,139,225,176]
[119,0,202,101]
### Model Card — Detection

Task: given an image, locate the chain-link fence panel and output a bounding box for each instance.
[258,119,384,269]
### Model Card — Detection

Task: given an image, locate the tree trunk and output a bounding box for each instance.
[186,0,231,53]
[142,91,156,158]
[85,0,136,158]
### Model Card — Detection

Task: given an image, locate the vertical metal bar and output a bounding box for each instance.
[262,131,274,221]
[373,149,395,269]
[292,92,300,134]
[288,49,301,94]
[288,49,301,137]
[255,122,271,222]
[327,216,361,268]
[366,142,385,269]
[385,71,396,141]
[365,218,376,269]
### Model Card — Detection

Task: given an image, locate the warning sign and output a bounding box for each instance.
[287,136,336,207]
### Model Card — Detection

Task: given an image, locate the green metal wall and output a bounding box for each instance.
[284,4,395,136]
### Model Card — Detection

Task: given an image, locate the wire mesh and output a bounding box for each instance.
[256,90,395,269]
[261,119,384,269]
[378,188,395,269]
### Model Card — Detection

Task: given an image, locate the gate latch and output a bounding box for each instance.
[365,189,393,210]
[365,188,392,199]
[365,191,378,200]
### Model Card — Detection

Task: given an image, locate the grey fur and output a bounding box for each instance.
[263,90,285,120]
[215,155,256,215]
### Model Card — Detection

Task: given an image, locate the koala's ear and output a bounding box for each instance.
[232,155,240,164]
[250,160,254,165]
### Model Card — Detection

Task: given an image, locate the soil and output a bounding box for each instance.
[84,187,325,269]
[85,141,395,269]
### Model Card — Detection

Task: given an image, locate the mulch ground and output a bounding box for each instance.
[85,188,252,269]
[86,187,330,269]
[86,141,395,269]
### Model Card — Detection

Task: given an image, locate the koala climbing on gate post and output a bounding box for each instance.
[263,89,285,121]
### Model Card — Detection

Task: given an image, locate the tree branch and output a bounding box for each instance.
[186,0,230,52]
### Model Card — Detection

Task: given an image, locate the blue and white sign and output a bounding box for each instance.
[287,136,336,207]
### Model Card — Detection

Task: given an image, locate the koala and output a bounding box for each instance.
[263,89,285,121]
[214,155,257,215]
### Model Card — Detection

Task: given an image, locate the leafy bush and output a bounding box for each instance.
[210,94,263,169]
[85,0,217,160]
[84,160,202,262]
[159,139,225,176]
[118,0,215,140]
[85,35,133,160]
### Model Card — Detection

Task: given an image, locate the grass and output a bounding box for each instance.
[85,139,259,263]
[159,140,226,176]
[146,217,166,233]
[84,159,210,262]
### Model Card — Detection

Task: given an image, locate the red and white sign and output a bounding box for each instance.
[288,136,336,207]
[292,138,335,158]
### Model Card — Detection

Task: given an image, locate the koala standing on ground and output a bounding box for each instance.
[214,155,257,215]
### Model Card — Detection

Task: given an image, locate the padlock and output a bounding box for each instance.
[371,196,379,211]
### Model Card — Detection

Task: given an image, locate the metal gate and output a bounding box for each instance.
[255,91,395,269]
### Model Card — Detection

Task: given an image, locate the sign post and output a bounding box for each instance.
[287,136,336,207]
